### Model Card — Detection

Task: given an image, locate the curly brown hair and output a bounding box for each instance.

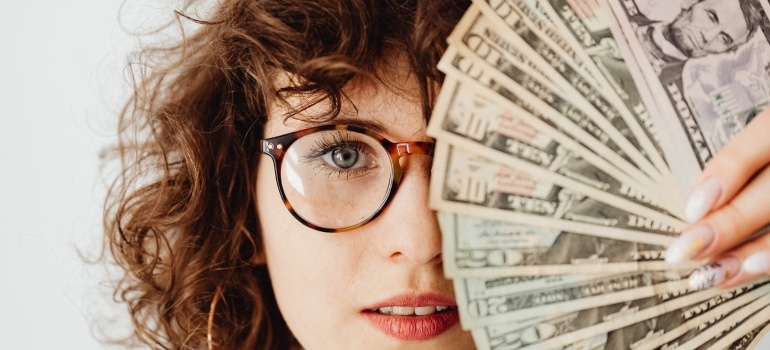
[103,0,470,348]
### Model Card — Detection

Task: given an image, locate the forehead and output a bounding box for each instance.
[694,0,742,13]
[691,0,751,38]
[264,70,429,141]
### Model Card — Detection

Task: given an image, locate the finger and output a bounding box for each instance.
[666,164,770,264]
[711,232,770,290]
[698,163,770,258]
[685,108,770,223]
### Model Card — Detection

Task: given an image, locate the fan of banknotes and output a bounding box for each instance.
[428,0,770,348]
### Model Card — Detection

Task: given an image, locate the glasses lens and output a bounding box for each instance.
[279,129,393,229]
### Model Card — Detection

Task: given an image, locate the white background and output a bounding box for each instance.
[0,1,139,348]
[2,1,770,349]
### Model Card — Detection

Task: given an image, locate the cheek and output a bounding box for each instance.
[256,158,315,295]
[257,160,321,326]
[689,12,707,29]
[256,158,364,340]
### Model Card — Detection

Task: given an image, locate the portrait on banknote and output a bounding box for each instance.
[617,0,770,167]
[632,0,762,74]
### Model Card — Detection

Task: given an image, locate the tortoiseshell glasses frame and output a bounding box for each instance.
[260,124,435,232]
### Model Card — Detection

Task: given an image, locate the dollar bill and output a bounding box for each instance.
[549,286,770,350]
[443,4,683,212]
[432,46,670,194]
[454,268,693,328]
[437,45,669,196]
[473,0,587,78]
[538,0,682,199]
[618,280,770,350]
[431,142,683,245]
[463,2,671,181]
[534,0,665,159]
[428,75,684,217]
[723,319,770,350]
[445,34,662,184]
[605,0,770,198]
[473,0,683,204]
[439,211,700,277]
[431,0,770,348]
[470,280,770,350]
[651,290,770,350]
[645,292,770,349]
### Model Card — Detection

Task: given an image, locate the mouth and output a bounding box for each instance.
[362,294,461,341]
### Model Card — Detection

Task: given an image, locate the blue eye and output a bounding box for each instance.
[321,144,365,169]
[303,131,382,179]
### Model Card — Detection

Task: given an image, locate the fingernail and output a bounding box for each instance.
[685,178,721,223]
[688,257,741,291]
[665,224,714,264]
[742,251,770,274]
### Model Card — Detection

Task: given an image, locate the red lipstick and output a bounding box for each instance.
[362,294,460,341]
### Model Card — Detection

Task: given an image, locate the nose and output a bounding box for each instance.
[374,155,443,265]
[702,26,721,44]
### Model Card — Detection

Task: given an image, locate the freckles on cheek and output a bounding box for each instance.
[265,233,355,345]
[256,161,311,294]
[257,156,369,343]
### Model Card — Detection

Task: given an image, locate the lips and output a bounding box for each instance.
[362,293,461,341]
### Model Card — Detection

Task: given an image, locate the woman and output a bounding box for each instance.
[103,0,770,348]
[104,0,474,348]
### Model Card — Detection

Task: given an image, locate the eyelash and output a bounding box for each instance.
[304,132,378,179]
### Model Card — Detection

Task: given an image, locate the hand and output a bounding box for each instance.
[665,107,770,291]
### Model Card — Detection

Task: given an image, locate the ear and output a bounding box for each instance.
[680,0,699,10]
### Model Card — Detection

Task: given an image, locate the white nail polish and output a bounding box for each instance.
[665,225,714,264]
[688,258,740,291]
[743,251,770,274]
[685,178,721,223]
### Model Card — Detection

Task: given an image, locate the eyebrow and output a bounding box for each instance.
[299,117,389,136]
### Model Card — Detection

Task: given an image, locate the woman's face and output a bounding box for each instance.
[256,69,474,349]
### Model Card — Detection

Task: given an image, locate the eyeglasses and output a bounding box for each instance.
[260,124,435,232]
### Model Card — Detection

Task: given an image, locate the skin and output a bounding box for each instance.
[683,108,770,289]
[256,66,475,349]
[667,0,751,58]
